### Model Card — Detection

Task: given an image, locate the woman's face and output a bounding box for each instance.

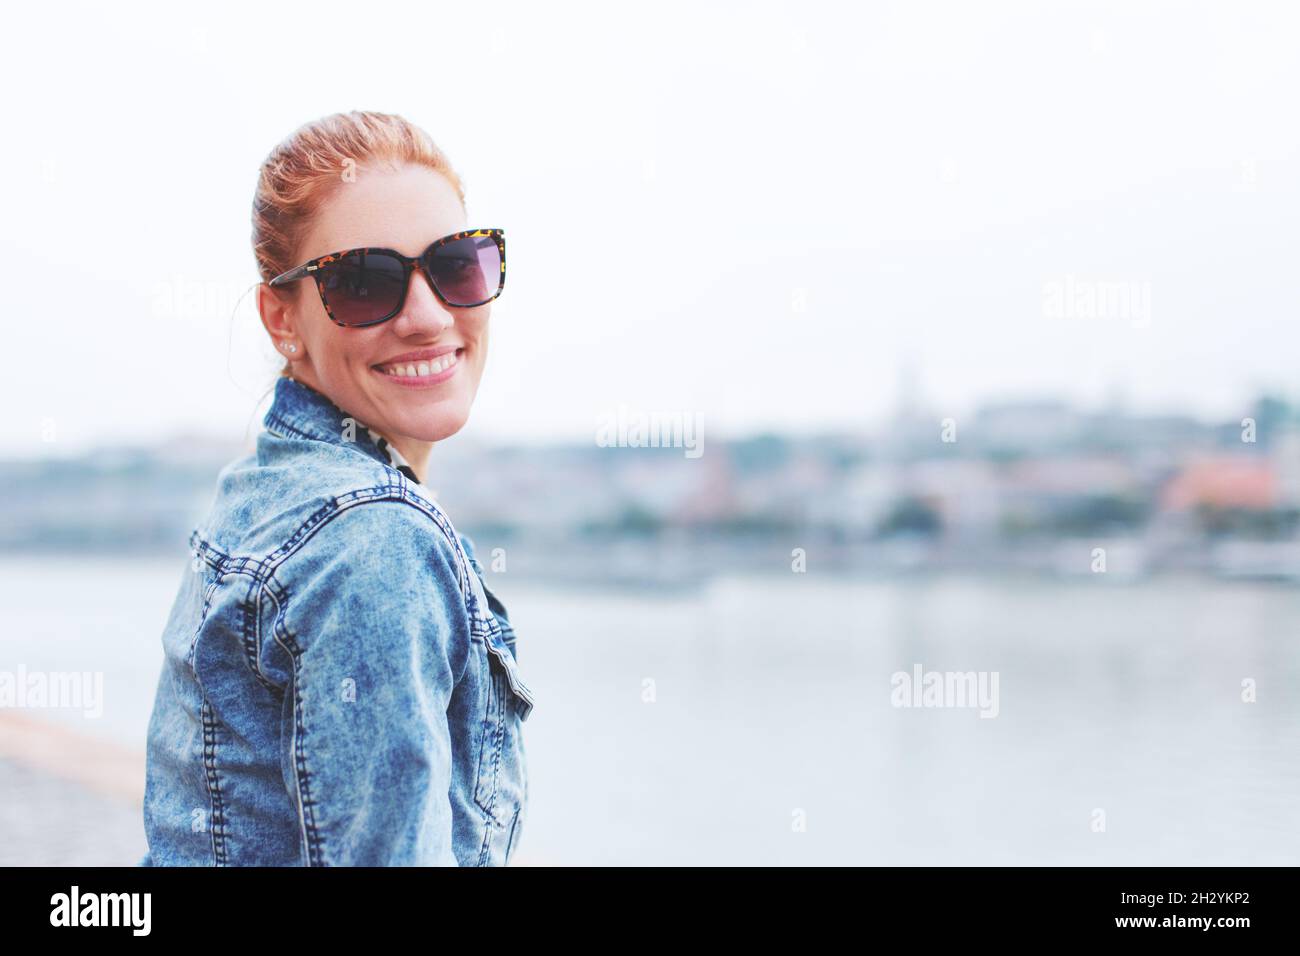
[270,163,490,445]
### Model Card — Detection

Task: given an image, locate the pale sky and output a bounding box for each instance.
[2,0,1298,456]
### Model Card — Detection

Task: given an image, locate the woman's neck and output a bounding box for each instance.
[287,367,433,483]
[385,433,433,484]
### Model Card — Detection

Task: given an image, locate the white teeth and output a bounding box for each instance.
[378,351,460,377]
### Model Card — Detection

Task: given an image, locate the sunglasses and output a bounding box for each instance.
[268,228,506,327]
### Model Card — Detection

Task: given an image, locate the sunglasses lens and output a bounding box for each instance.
[318,250,408,326]
[427,235,502,307]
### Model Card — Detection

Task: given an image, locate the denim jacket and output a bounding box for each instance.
[140,375,534,866]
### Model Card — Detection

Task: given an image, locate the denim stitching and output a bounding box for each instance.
[504,807,521,863]
[200,698,228,866]
[261,585,314,866]
[185,574,221,671]
[269,609,324,866]
[473,650,511,828]
[238,577,280,696]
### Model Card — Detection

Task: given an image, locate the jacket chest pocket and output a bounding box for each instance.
[460,553,535,842]
[461,558,534,718]
[471,623,531,831]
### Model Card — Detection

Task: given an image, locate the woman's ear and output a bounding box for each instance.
[257,282,297,343]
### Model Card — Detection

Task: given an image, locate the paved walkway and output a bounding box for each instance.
[0,712,146,866]
[0,757,146,866]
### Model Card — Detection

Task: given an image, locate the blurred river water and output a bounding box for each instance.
[2,554,1298,865]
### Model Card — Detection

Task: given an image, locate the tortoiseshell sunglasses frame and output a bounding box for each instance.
[267,227,506,328]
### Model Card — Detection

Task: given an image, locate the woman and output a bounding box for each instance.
[140,111,535,866]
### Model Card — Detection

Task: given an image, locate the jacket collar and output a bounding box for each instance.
[262,375,396,472]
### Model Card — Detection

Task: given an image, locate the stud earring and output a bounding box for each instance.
[281,342,298,354]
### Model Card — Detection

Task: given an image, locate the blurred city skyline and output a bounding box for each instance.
[9,364,1300,462]
[8,387,1300,588]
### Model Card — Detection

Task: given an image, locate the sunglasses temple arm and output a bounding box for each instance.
[268,263,313,287]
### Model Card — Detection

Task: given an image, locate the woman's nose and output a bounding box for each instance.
[391,268,454,333]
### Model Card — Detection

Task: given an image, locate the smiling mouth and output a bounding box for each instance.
[373,348,463,380]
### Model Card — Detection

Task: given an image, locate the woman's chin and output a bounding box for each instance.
[387,405,470,444]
